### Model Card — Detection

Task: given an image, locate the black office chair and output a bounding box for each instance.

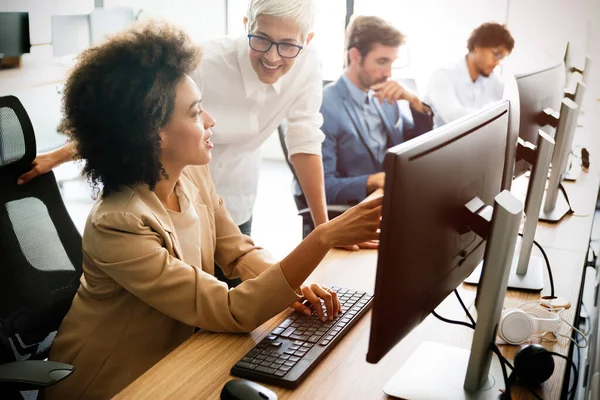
[277,120,349,239]
[0,96,82,399]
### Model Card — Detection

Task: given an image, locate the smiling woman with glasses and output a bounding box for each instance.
[248,34,304,58]
[15,0,337,259]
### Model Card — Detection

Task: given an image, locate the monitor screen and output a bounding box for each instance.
[367,100,510,364]
[0,13,30,57]
[513,62,565,177]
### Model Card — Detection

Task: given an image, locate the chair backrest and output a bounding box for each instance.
[0,96,82,366]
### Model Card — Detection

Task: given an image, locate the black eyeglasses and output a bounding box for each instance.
[247,34,303,58]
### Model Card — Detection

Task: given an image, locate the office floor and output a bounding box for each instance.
[57,159,303,262]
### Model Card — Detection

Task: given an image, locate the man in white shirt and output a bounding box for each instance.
[18,0,327,236]
[424,22,515,128]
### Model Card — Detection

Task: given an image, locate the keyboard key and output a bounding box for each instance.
[280,327,296,338]
[279,365,292,372]
[242,357,254,363]
[236,361,258,370]
[289,356,301,362]
[294,351,306,357]
[284,360,296,367]
[272,327,284,335]
[308,335,321,343]
[270,341,282,347]
[284,350,295,355]
[265,356,277,363]
[255,366,277,375]
[278,318,294,328]
[320,339,330,346]
[274,370,287,377]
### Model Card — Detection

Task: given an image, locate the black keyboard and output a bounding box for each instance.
[231,287,373,388]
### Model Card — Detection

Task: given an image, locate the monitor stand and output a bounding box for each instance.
[465,130,553,291]
[464,238,544,291]
[539,98,579,223]
[539,189,571,222]
[383,341,504,400]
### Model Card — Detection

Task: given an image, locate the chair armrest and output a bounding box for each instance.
[0,360,74,391]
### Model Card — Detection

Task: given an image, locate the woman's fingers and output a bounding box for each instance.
[301,286,326,322]
[290,300,311,316]
[311,284,336,320]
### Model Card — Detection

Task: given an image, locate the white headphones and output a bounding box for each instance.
[497,308,561,345]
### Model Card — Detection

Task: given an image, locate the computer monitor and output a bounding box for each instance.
[512,61,565,178]
[367,100,524,398]
[466,71,556,291]
[0,13,31,58]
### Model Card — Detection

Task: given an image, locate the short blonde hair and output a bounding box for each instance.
[246,0,316,39]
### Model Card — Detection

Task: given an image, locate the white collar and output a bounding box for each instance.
[236,36,282,97]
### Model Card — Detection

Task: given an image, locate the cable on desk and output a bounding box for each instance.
[559,183,575,216]
[548,351,578,400]
[443,291,547,400]
[518,234,555,298]
[430,310,474,329]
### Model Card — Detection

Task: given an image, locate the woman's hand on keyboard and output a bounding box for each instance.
[290,284,342,322]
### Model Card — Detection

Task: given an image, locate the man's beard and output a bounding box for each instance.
[358,69,385,90]
[477,64,491,78]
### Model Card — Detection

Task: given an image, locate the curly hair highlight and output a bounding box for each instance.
[58,20,203,196]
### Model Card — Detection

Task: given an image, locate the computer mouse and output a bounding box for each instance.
[220,378,277,400]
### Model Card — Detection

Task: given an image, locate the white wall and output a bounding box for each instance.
[104,0,226,43]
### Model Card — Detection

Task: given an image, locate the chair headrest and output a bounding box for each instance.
[0,95,36,171]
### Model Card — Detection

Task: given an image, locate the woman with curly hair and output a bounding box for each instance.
[43,21,381,400]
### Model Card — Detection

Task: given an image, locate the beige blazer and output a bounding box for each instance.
[44,165,300,400]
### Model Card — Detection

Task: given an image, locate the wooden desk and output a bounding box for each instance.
[117,103,600,399]
[115,243,585,400]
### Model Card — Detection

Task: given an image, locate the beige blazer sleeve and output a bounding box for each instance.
[183,165,277,280]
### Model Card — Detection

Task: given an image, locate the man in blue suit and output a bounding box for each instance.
[321,16,433,205]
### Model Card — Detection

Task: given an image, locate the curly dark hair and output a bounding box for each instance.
[58,21,203,195]
[467,22,515,53]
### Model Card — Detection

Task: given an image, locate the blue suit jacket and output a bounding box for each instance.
[320,78,434,205]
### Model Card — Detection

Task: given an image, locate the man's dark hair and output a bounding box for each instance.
[467,22,515,53]
[58,21,203,195]
[345,16,405,66]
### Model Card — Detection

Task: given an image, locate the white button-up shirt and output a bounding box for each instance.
[190,36,325,225]
[424,56,504,128]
